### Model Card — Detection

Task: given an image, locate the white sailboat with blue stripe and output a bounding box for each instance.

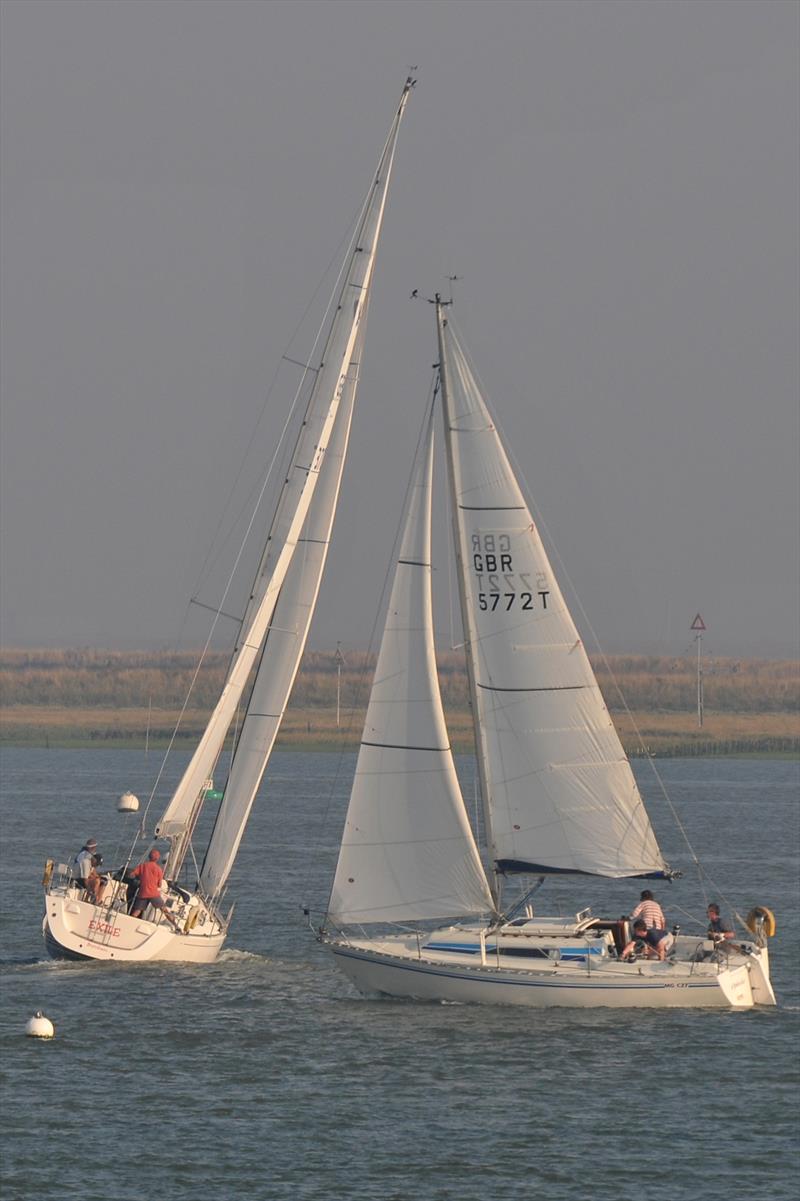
[321,299,776,1008]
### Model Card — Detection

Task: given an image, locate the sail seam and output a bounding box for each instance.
[458,505,525,511]
[397,558,430,567]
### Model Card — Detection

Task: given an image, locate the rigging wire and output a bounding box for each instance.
[137,169,383,848]
[174,197,378,648]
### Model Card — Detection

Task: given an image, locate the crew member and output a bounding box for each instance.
[129,850,182,931]
[707,903,734,942]
[629,889,666,930]
[622,918,674,961]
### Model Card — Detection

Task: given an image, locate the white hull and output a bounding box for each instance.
[43,885,226,964]
[326,926,776,1010]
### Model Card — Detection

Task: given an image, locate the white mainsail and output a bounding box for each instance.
[437,305,665,879]
[156,81,413,857]
[329,407,495,924]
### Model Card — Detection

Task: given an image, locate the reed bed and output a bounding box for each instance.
[1,648,797,754]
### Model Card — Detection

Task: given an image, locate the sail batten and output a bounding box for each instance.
[360,740,451,753]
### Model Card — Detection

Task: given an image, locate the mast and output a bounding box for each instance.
[157,78,415,877]
[436,297,498,904]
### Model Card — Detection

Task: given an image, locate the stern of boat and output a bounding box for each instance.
[42,863,227,963]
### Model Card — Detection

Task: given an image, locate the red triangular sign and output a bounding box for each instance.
[691,613,706,631]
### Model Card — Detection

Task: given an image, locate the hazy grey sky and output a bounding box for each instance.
[1,0,797,661]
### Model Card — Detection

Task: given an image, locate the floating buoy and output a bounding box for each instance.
[745,906,776,939]
[118,792,140,813]
[26,1012,55,1039]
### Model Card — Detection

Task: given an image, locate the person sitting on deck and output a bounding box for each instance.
[129,850,182,932]
[85,853,105,904]
[73,839,100,899]
[621,918,674,962]
[707,903,734,943]
[629,889,666,931]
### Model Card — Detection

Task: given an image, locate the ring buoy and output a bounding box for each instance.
[745,906,776,938]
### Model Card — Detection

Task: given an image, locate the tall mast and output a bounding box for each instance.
[157,78,415,875]
[436,297,499,905]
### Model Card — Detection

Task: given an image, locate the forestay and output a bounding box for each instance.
[438,309,666,879]
[329,408,495,925]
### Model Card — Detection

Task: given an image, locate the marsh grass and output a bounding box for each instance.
[1,648,797,754]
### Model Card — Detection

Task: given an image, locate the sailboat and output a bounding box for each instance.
[41,79,415,963]
[319,298,777,1008]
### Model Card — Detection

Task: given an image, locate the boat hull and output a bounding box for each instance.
[327,938,769,1010]
[43,892,225,964]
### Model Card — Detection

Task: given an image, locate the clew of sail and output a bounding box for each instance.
[156,82,413,853]
[329,406,495,925]
[438,308,666,879]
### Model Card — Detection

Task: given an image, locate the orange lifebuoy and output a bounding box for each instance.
[745,906,776,938]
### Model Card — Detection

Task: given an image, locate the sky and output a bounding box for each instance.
[1,0,798,662]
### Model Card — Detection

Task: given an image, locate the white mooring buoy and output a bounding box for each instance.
[26,1012,55,1039]
[118,791,140,813]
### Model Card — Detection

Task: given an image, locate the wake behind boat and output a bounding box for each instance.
[317,298,777,1009]
[41,79,415,964]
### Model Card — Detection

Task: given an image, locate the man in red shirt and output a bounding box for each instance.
[130,850,182,931]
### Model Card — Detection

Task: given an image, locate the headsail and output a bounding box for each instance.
[199,323,364,898]
[437,305,666,879]
[156,81,413,862]
[328,405,495,924]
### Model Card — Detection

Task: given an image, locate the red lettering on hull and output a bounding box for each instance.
[88,919,121,937]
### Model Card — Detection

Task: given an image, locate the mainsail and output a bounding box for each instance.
[437,304,666,879]
[328,406,495,924]
[155,81,413,870]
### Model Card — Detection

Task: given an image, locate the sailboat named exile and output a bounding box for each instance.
[319,298,776,1008]
[42,79,414,963]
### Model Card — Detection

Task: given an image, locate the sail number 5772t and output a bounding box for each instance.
[471,532,549,612]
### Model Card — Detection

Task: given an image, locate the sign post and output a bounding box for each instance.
[691,614,706,727]
[334,642,345,729]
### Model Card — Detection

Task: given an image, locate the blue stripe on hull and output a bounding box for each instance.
[332,946,717,993]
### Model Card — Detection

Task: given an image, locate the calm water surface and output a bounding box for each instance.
[1,748,798,1201]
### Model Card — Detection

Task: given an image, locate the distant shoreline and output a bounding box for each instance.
[1,648,797,758]
[1,705,797,759]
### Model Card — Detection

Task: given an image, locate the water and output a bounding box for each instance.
[1,748,798,1201]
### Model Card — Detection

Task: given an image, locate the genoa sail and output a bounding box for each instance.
[199,324,364,899]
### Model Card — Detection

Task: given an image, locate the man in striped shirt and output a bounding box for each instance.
[629,889,666,930]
